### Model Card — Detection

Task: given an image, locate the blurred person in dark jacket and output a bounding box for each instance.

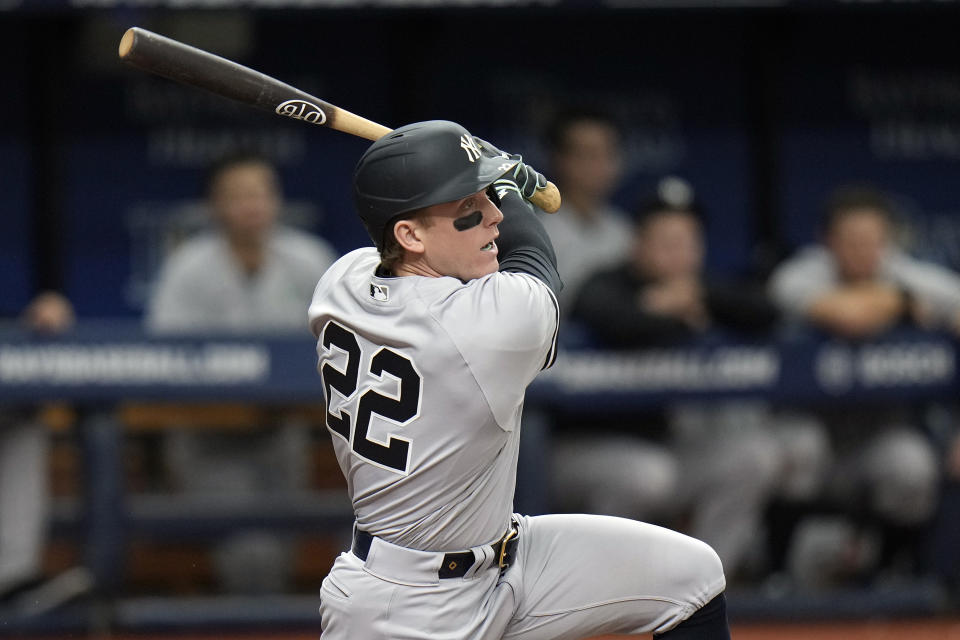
[553,180,820,584]
[572,179,779,347]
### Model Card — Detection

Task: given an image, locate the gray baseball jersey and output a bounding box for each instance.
[308,247,558,551]
[768,244,960,325]
[309,247,725,640]
[148,227,336,334]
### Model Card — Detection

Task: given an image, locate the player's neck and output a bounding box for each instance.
[393,258,441,279]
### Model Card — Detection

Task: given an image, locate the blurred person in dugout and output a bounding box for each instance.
[554,178,809,584]
[1,293,93,613]
[145,150,338,593]
[766,184,960,589]
[539,106,633,313]
[932,425,960,598]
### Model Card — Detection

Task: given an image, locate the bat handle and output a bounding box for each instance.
[530,181,562,213]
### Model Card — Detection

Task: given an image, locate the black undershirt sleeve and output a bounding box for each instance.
[493,190,563,295]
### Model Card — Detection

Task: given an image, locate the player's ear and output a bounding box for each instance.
[393,219,425,255]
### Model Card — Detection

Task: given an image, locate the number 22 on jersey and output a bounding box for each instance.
[318,320,422,475]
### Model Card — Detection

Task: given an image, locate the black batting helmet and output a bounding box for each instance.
[353,120,519,250]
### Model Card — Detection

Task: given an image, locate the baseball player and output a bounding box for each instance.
[308,120,729,639]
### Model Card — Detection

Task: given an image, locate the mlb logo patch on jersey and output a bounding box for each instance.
[370,283,389,301]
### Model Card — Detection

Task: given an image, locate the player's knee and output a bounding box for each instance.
[731,432,782,494]
[867,428,939,524]
[670,534,726,599]
[654,592,730,639]
[697,538,726,587]
[774,414,832,501]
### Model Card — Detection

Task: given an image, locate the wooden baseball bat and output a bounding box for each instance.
[118,27,562,213]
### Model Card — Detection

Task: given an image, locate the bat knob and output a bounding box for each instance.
[530,181,562,213]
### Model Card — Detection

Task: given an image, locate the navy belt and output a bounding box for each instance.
[352,523,519,579]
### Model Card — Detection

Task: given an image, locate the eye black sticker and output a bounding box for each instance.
[453,210,483,231]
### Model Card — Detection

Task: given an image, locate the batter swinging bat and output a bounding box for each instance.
[118,27,562,213]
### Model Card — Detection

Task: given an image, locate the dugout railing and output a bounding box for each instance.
[0,322,957,633]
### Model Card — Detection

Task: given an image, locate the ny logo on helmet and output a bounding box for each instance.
[460,134,482,162]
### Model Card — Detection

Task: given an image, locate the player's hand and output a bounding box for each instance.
[476,138,548,203]
[22,291,75,334]
[495,159,548,202]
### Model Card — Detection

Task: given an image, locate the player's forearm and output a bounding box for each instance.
[495,192,562,293]
[806,285,906,337]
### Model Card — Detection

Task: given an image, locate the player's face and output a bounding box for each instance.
[210,162,282,244]
[826,208,890,282]
[633,211,704,281]
[554,121,622,202]
[417,190,504,281]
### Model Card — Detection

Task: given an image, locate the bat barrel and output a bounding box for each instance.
[120,27,304,114]
[118,27,391,141]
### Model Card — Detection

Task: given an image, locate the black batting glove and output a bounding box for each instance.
[476,138,548,203]
[494,159,547,202]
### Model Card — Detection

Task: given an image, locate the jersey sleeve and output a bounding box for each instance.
[144,250,211,333]
[430,271,559,431]
[767,247,835,318]
[892,252,960,323]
